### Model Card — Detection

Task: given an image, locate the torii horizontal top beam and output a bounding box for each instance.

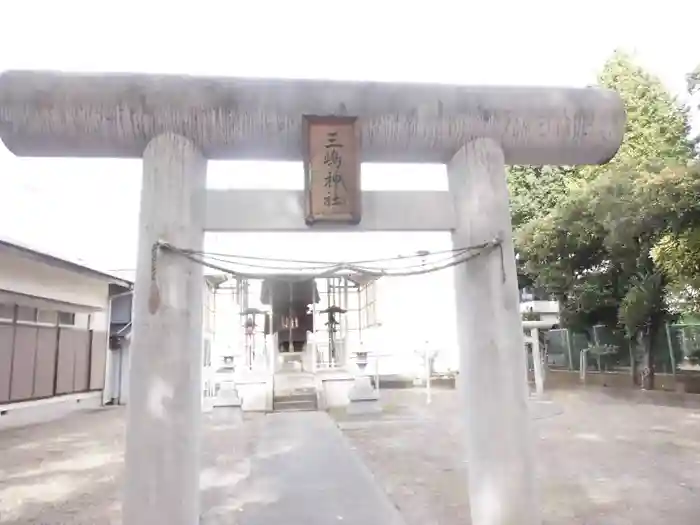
[0,70,625,165]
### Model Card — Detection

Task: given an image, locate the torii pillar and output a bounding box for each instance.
[0,71,625,525]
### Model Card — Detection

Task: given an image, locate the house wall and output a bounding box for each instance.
[0,308,110,406]
[110,294,133,325]
[520,300,560,326]
[0,250,110,308]
[0,250,113,423]
[110,338,131,405]
[103,292,131,404]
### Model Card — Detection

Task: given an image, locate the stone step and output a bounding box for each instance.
[273,397,318,412]
[275,387,315,395]
[273,393,314,400]
[274,392,317,404]
[273,376,316,390]
[273,390,318,412]
[273,386,316,397]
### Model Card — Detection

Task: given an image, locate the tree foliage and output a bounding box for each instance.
[648,62,700,304]
[652,228,700,290]
[508,166,576,229]
[586,51,695,177]
[514,51,699,388]
[650,164,700,311]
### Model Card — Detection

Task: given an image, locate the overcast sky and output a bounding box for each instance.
[0,0,698,271]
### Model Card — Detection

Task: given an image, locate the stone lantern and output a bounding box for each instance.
[347,343,380,415]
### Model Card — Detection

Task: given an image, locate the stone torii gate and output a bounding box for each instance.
[0,71,625,525]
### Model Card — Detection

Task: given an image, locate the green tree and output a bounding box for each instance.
[510,52,695,282]
[651,64,700,307]
[510,52,695,227]
[508,166,577,229]
[592,51,696,173]
[650,163,700,312]
[519,164,700,388]
[516,52,698,389]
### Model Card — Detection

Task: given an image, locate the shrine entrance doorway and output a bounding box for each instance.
[236,273,377,371]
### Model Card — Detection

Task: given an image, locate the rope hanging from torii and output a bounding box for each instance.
[148,237,506,314]
[145,238,504,314]
[150,237,504,282]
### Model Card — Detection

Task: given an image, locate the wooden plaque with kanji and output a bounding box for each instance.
[303,116,361,225]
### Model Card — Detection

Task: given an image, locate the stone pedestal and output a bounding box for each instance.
[212,386,243,424]
[202,397,214,414]
[216,384,243,408]
[347,375,381,415]
[122,133,207,525]
[448,138,541,525]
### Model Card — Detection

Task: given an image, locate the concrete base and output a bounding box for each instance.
[202,396,215,413]
[235,373,273,411]
[347,375,382,415]
[316,369,355,409]
[0,392,103,430]
[210,405,243,424]
[274,371,315,395]
[273,372,318,412]
[214,385,242,408]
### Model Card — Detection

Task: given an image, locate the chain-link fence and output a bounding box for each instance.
[666,324,700,364]
[544,324,695,373]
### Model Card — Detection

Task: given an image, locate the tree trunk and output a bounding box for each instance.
[629,341,639,385]
[638,329,655,390]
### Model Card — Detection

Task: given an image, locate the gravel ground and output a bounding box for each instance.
[1,389,699,524]
[333,388,700,525]
[0,408,265,525]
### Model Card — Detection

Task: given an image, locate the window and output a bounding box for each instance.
[58,311,76,326]
[16,306,37,322]
[37,309,58,324]
[0,303,13,321]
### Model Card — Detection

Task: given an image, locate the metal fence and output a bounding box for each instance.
[544,324,697,373]
[666,324,700,364]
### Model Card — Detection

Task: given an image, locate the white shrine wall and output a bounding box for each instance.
[367,272,459,377]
